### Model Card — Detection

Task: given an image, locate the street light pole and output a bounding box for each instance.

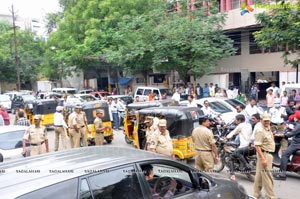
[11,4,21,91]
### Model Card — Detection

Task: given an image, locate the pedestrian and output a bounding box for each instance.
[187,95,197,107]
[111,98,121,130]
[144,116,155,150]
[286,100,296,119]
[14,105,26,125]
[253,113,276,199]
[68,105,90,148]
[94,109,110,146]
[201,100,218,117]
[266,82,279,96]
[171,89,180,103]
[245,99,263,122]
[127,86,133,98]
[54,106,68,151]
[192,116,219,171]
[250,84,259,101]
[202,83,210,98]
[0,105,10,125]
[280,91,288,107]
[22,115,49,156]
[209,83,215,97]
[266,89,275,111]
[196,83,202,99]
[134,96,140,102]
[149,119,174,157]
[16,111,30,126]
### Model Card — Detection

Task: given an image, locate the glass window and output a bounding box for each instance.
[225,99,245,109]
[231,0,241,10]
[153,90,159,97]
[88,166,143,199]
[136,89,143,95]
[0,130,27,150]
[249,30,262,54]
[140,163,193,198]
[80,179,92,199]
[144,89,151,96]
[17,179,77,199]
[209,102,231,113]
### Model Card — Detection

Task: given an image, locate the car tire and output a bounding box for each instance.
[0,153,3,162]
[125,135,133,144]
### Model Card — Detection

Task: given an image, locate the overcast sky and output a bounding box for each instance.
[0,0,60,19]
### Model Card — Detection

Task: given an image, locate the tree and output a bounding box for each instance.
[254,1,300,82]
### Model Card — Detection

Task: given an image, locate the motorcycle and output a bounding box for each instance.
[272,124,300,174]
[214,137,257,180]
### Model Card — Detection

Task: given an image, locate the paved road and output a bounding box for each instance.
[9,114,300,199]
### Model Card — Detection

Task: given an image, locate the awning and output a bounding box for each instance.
[119,77,133,85]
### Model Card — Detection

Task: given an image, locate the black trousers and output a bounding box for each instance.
[229,146,256,175]
[280,143,300,176]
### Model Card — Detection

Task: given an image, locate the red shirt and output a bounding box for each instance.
[0,109,10,125]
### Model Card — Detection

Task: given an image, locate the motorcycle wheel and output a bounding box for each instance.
[213,158,225,172]
[124,135,133,144]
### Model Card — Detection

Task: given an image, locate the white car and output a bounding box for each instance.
[0,126,30,162]
[74,94,98,102]
[180,98,236,124]
[0,95,12,112]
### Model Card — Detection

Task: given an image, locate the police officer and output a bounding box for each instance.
[192,117,219,171]
[144,116,155,150]
[149,119,174,157]
[253,113,276,199]
[22,115,49,156]
[54,106,68,151]
[94,109,110,146]
[68,105,90,148]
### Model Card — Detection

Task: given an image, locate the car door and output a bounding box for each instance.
[137,161,210,199]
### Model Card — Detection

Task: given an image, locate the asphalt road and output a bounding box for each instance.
[9,114,300,199]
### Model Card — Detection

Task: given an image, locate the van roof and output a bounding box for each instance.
[135,87,169,89]
[0,147,165,198]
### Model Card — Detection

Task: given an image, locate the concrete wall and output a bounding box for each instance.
[197,74,229,89]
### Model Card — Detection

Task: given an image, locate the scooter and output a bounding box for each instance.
[272,125,300,174]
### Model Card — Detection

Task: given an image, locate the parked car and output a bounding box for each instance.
[74,94,98,102]
[0,147,254,199]
[0,94,12,112]
[90,91,111,99]
[79,89,94,94]
[11,94,36,114]
[3,91,22,101]
[134,86,172,101]
[0,126,30,163]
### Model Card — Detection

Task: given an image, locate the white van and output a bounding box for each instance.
[52,88,78,95]
[280,83,300,96]
[134,86,172,101]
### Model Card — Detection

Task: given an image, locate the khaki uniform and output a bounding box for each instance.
[68,111,88,148]
[94,117,104,146]
[14,108,26,124]
[149,130,173,157]
[253,125,276,199]
[271,123,288,153]
[23,125,48,156]
[145,126,155,150]
[192,125,216,171]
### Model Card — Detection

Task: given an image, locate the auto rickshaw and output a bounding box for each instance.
[26,99,58,126]
[81,100,113,144]
[125,106,204,160]
[124,100,178,144]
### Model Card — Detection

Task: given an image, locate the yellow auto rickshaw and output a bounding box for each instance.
[81,100,113,144]
[125,106,204,160]
[26,99,57,126]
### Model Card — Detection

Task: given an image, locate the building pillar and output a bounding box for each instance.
[225,0,232,11]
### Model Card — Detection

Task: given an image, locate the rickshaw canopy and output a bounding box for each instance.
[81,100,111,124]
[32,99,57,115]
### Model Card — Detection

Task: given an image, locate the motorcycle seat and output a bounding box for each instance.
[294,150,300,156]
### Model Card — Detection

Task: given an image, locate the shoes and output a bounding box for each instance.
[273,174,286,181]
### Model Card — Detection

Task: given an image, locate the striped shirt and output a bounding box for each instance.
[16,117,30,126]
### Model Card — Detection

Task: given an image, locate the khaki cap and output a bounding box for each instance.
[75,105,82,109]
[34,115,42,120]
[96,109,104,114]
[261,112,271,121]
[158,119,167,127]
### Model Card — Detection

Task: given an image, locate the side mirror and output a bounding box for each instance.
[199,177,210,192]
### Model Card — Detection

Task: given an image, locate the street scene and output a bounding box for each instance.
[1,0,300,199]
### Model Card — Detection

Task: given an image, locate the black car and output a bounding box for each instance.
[0,147,254,199]
[11,94,36,113]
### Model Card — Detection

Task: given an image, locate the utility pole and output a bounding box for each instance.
[11,5,21,91]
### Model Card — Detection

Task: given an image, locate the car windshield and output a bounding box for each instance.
[225,99,245,109]
[118,96,133,105]
[209,101,231,113]
[159,89,172,96]
[0,130,26,150]
[0,95,10,102]
[22,95,36,101]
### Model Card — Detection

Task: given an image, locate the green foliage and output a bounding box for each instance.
[254,1,300,68]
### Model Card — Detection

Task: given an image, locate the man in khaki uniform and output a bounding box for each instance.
[54,106,68,151]
[144,116,155,150]
[253,113,276,199]
[192,117,219,171]
[22,115,49,156]
[68,105,90,148]
[94,109,110,146]
[149,119,174,157]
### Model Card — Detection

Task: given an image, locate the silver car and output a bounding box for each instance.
[0,147,254,199]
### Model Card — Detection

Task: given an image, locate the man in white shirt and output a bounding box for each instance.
[171,89,181,102]
[245,99,263,122]
[201,100,218,117]
[54,106,68,151]
[111,98,121,130]
[187,95,197,107]
[226,114,252,180]
[266,82,279,96]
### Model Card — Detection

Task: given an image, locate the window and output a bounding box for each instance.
[17,179,77,199]
[88,166,143,199]
[136,78,146,84]
[0,130,28,150]
[153,90,159,97]
[209,102,231,113]
[136,89,143,95]
[140,163,193,198]
[231,0,241,10]
[226,32,241,55]
[144,89,151,96]
[80,179,92,199]
[249,30,262,54]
